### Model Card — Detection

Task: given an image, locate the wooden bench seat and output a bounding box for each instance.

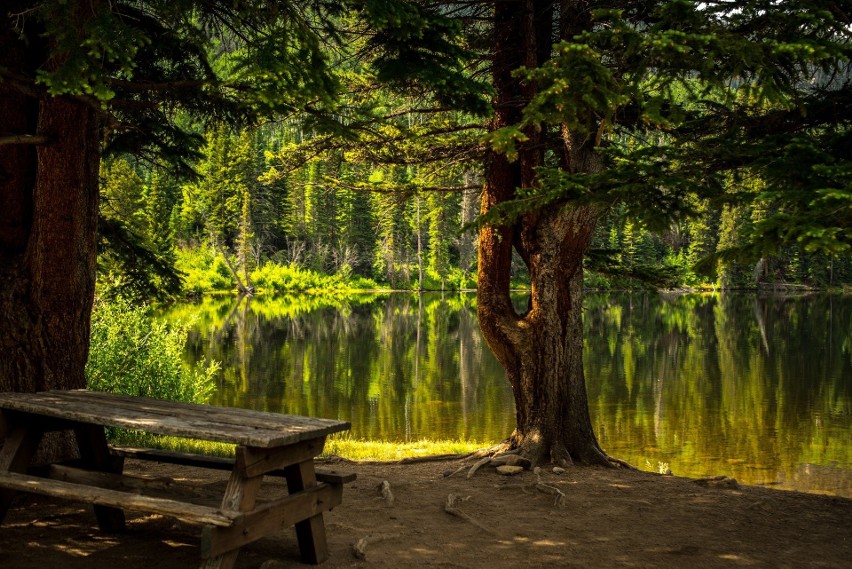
[0,469,238,526]
[110,445,356,485]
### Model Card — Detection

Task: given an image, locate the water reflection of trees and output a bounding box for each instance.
[173,292,515,442]
[584,292,850,495]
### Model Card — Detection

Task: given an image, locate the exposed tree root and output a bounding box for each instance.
[398,452,475,464]
[531,467,567,507]
[444,463,469,478]
[443,494,495,535]
[469,440,512,459]
[352,438,636,475]
[607,456,637,470]
[466,456,492,479]
[378,480,394,506]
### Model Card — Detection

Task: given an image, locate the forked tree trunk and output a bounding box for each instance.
[477,0,610,466]
[479,203,609,466]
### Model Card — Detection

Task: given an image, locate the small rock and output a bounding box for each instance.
[552,467,566,475]
[496,465,524,476]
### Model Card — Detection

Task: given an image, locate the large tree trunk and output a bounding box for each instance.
[477,0,610,466]
[0,4,101,397]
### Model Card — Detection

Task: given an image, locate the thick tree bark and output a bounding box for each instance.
[0,4,101,398]
[477,0,610,466]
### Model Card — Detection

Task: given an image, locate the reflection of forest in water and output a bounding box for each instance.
[164,292,851,497]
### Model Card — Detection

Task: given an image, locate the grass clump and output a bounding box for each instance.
[114,434,486,463]
[322,437,485,461]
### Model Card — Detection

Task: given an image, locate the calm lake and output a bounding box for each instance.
[165,292,851,497]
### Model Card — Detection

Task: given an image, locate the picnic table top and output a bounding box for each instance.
[0,390,350,448]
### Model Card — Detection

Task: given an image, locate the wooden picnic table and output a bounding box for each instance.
[0,389,353,568]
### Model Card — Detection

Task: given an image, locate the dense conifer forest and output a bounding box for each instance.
[100,118,851,299]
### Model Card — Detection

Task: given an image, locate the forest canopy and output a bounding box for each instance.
[85,0,852,300]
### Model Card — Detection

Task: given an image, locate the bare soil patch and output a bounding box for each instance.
[1,458,849,568]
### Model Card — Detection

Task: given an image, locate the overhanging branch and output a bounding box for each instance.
[0,134,50,146]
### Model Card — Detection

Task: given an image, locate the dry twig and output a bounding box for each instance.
[531,467,567,507]
[352,533,401,560]
[443,494,495,534]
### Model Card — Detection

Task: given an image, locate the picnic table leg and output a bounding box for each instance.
[0,420,43,524]
[74,423,126,532]
[284,460,329,564]
[200,448,264,569]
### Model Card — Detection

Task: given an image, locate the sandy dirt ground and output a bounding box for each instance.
[1,457,849,568]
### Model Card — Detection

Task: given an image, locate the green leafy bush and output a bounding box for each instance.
[250,261,379,293]
[86,297,218,404]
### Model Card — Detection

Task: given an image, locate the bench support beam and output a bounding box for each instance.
[75,423,126,532]
[0,420,43,524]
[285,460,330,564]
[201,482,341,559]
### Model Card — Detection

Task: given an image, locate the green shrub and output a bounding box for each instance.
[86,297,218,404]
[176,246,381,294]
[250,261,378,292]
[175,246,235,294]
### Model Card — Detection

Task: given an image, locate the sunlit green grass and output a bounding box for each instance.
[323,437,484,461]
[111,432,486,462]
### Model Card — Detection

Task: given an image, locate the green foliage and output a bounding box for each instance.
[364,0,491,116]
[86,297,218,404]
[251,262,375,292]
[98,159,182,301]
[480,0,851,271]
[175,245,380,294]
[175,246,235,295]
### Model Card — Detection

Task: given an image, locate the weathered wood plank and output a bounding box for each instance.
[0,471,239,527]
[237,439,326,478]
[69,390,346,433]
[0,391,350,448]
[201,483,342,559]
[34,464,226,509]
[111,446,357,484]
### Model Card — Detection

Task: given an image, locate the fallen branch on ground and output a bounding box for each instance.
[352,533,401,560]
